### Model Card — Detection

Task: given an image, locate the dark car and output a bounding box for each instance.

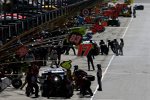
[107,18,120,27]
[134,5,144,10]
[82,31,93,41]
[40,67,73,98]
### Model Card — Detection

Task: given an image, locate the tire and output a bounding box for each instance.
[116,23,120,27]
[41,83,49,97]
[64,84,73,98]
[11,78,22,89]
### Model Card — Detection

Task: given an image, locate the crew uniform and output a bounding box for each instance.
[26,70,39,97]
[86,49,95,71]
[80,76,93,96]
[97,64,102,91]
[66,43,76,55]
[133,7,136,18]
[73,65,87,91]
[56,45,63,65]
[99,40,105,55]
[119,38,124,55]
[50,48,58,68]
[107,40,115,53]
[113,39,119,56]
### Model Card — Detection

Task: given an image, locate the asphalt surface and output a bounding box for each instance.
[0,1,149,100]
[92,1,150,100]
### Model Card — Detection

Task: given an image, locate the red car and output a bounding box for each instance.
[91,23,105,33]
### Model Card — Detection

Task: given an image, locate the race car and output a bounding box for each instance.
[91,23,105,33]
[40,67,73,98]
[107,18,120,27]
[82,30,93,41]
[134,5,144,10]
[81,40,100,56]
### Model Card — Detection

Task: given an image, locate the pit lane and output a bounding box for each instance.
[0,14,131,100]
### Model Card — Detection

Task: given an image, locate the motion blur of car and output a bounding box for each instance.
[107,18,120,27]
[134,5,144,10]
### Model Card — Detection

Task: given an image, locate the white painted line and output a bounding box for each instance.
[90,17,133,100]
[101,55,115,80]
[122,17,133,38]
[90,55,114,100]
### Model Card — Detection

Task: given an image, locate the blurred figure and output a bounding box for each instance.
[56,44,63,65]
[0,68,5,78]
[80,76,93,97]
[63,38,70,55]
[50,48,58,68]
[119,38,124,55]
[99,40,105,55]
[20,65,32,90]
[66,43,76,55]
[0,40,3,47]
[133,7,136,18]
[66,69,73,81]
[89,40,95,59]
[31,63,40,76]
[107,40,115,53]
[86,49,95,71]
[97,64,102,91]
[73,65,80,91]
[113,39,119,56]
[103,44,109,55]
[25,69,39,97]
[73,65,87,91]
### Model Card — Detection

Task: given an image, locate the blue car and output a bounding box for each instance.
[82,31,93,41]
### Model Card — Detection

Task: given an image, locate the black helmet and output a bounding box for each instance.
[74,65,78,70]
[97,64,101,69]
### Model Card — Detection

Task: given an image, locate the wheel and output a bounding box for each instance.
[11,78,22,89]
[64,83,73,98]
[116,23,120,27]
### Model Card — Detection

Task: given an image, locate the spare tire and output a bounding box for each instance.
[12,78,22,89]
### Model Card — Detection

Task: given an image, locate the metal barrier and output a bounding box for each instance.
[0,77,11,92]
[0,0,101,47]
